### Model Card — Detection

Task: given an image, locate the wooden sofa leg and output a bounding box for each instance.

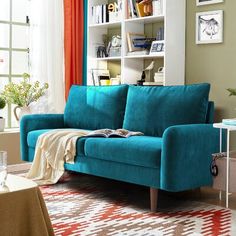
[150,188,158,212]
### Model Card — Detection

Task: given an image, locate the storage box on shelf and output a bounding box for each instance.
[87,0,185,86]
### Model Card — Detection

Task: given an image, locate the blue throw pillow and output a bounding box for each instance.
[64,85,128,130]
[123,84,210,137]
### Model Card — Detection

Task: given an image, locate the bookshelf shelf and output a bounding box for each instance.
[125,15,164,24]
[92,57,122,61]
[89,21,121,29]
[124,53,164,59]
[87,0,186,86]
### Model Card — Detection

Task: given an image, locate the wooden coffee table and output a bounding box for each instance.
[0,174,54,236]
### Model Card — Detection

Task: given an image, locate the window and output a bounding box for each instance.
[0,0,30,128]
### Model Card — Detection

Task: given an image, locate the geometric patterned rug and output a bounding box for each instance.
[40,172,236,236]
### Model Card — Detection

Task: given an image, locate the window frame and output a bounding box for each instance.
[0,0,30,127]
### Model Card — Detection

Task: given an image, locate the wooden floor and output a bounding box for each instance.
[171,187,236,210]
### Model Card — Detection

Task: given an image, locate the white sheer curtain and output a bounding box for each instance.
[29,0,65,114]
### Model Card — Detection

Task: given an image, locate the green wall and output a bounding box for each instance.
[186,0,236,122]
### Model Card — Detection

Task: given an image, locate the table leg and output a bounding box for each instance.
[226,129,230,208]
[219,128,222,201]
[220,128,222,153]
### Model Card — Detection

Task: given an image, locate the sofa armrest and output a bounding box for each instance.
[20,114,65,161]
[161,124,220,191]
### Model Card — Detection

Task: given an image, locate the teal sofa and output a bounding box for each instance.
[20,83,220,211]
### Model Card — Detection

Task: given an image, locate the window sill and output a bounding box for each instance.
[0,128,20,134]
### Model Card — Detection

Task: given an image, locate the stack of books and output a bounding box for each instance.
[222,118,236,126]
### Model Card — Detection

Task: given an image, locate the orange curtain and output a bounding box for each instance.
[64,0,84,99]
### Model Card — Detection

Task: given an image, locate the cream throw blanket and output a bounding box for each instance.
[27,129,89,185]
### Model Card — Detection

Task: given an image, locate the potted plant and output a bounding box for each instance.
[0,97,6,131]
[1,73,49,121]
[227,88,236,96]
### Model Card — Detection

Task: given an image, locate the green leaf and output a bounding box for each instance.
[227,88,236,96]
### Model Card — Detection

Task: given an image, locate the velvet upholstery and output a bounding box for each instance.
[161,124,220,191]
[27,129,90,156]
[64,85,128,130]
[20,84,220,192]
[123,84,210,136]
[84,136,162,168]
[20,114,65,162]
[206,101,214,124]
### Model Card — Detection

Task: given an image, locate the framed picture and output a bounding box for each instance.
[196,10,223,44]
[127,33,146,52]
[149,40,164,55]
[196,0,224,6]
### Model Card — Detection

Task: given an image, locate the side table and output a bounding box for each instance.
[213,122,236,208]
[0,174,54,236]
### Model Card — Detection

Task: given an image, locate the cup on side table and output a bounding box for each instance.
[0,151,7,189]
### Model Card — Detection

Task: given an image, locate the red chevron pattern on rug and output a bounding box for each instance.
[40,172,236,236]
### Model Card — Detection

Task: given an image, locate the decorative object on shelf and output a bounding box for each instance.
[108,35,122,57]
[152,0,163,16]
[154,67,164,83]
[108,0,122,23]
[110,75,121,85]
[156,27,164,41]
[135,0,153,17]
[137,70,146,85]
[0,97,6,132]
[149,40,164,55]
[97,45,108,58]
[91,69,110,86]
[196,0,224,6]
[144,61,155,82]
[196,10,223,44]
[0,73,49,122]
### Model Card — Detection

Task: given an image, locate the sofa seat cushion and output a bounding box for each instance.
[123,84,210,137]
[84,136,162,168]
[27,129,89,156]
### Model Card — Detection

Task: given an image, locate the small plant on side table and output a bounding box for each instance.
[0,97,6,131]
[227,88,236,96]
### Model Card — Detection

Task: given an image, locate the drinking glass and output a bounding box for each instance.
[0,151,7,187]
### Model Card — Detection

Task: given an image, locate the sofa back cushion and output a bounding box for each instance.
[64,85,128,130]
[123,83,210,137]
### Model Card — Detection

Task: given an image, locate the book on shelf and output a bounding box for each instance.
[222,118,236,126]
[128,0,138,18]
[86,128,143,138]
[91,1,122,25]
[135,1,145,17]
[152,0,163,16]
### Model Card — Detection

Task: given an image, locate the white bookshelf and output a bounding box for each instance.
[87,0,186,86]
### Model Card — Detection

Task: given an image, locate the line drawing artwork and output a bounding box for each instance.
[196,10,223,44]
[199,17,219,39]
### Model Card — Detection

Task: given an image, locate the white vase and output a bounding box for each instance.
[14,106,31,122]
[0,118,5,132]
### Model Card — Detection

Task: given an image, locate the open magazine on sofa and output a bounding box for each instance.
[86,129,143,138]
